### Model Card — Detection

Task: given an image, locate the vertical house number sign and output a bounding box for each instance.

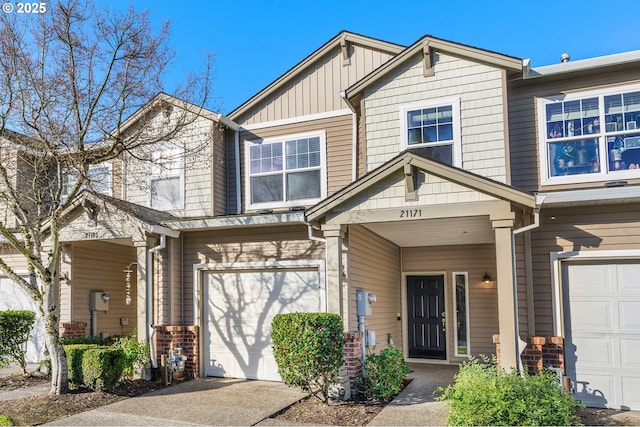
[123,262,136,305]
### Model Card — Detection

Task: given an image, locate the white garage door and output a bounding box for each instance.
[0,277,44,364]
[204,267,322,381]
[563,260,640,410]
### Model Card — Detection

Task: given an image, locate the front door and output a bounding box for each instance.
[407,275,446,359]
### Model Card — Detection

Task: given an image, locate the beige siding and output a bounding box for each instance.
[402,244,498,359]
[230,114,353,213]
[181,225,325,324]
[235,44,396,125]
[348,225,401,351]
[508,69,640,192]
[155,237,182,326]
[364,52,508,182]
[531,204,640,335]
[70,241,138,337]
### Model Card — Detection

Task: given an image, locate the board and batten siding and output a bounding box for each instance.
[347,225,401,351]
[68,241,137,337]
[508,69,640,192]
[181,224,325,324]
[402,244,498,359]
[228,114,354,213]
[155,237,182,326]
[530,204,640,336]
[234,44,396,125]
[363,52,508,183]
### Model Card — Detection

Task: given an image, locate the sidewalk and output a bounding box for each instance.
[0,363,49,401]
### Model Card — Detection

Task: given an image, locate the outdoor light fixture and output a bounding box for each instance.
[483,272,492,283]
[101,293,110,302]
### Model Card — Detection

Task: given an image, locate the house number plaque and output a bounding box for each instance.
[399,209,422,218]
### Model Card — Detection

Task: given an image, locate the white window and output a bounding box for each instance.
[245,131,327,210]
[539,83,640,185]
[400,98,461,167]
[150,146,184,211]
[452,272,470,357]
[62,163,112,201]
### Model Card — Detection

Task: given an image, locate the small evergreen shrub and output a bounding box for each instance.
[0,310,36,374]
[64,344,126,391]
[272,312,344,403]
[0,414,13,426]
[112,331,149,377]
[355,345,409,400]
[435,356,584,426]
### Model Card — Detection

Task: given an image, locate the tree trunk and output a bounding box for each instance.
[43,278,68,395]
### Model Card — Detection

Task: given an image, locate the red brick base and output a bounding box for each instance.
[153,325,199,378]
[493,335,564,374]
[59,322,87,338]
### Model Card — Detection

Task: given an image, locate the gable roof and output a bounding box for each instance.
[343,35,524,108]
[227,31,405,120]
[306,150,535,222]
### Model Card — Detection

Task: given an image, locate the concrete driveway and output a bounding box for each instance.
[45,377,306,426]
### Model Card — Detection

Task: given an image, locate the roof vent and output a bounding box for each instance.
[560,53,570,63]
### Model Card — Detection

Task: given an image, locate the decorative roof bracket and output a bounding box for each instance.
[341,37,351,66]
[404,163,418,201]
[423,42,434,77]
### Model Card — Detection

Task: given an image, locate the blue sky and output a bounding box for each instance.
[99,1,640,115]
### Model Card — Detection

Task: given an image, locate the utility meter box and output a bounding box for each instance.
[90,291,109,311]
[356,290,376,316]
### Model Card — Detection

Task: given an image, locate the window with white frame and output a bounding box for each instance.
[452,272,470,357]
[245,131,326,210]
[62,163,112,201]
[400,98,461,166]
[150,146,184,211]
[539,84,640,185]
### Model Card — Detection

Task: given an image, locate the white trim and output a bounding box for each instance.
[351,111,357,182]
[240,109,352,131]
[527,50,640,79]
[399,97,462,167]
[452,271,470,358]
[193,260,327,327]
[549,249,640,336]
[538,82,640,186]
[244,130,327,211]
[166,212,305,231]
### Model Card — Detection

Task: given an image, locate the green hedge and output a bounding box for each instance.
[355,345,409,401]
[64,344,125,391]
[272,312,344,403]
[435,357,584,426]
[0,414,13,426]
[0,310,36,373]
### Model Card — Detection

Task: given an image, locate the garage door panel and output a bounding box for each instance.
[0,278,44,363]
[570,300,613,332]
[564,260,640,410]
[204,267,321,381]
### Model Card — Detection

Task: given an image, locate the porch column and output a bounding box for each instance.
[493,219,518,371]
[323,225,346,317]
[134,241,148,342]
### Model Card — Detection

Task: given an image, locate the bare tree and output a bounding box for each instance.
[0,0,212,394]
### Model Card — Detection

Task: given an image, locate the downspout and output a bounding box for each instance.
[147,234,166,369]
[510,194,545,372]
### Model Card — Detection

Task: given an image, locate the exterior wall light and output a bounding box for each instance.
[483,272,492,283]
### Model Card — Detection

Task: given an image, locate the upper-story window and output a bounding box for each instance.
[245,131,327,210]
[150,146,184,211]
[539,84,640,185]
[400,98,461,167]
[62,163,112,201]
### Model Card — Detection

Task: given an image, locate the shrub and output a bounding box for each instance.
[355,345,409,401]
[272,312,344,403]
[0,310,36,374]
[64,344,126,391]
[0,414,13,426]
[435,356,584,426]
[112,331,150,377]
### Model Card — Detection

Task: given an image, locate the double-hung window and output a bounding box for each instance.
[540,84,640,185]
[62,163,112,201]
[150,146,184,211]
[245,131,326,210]
[400,98,461,167]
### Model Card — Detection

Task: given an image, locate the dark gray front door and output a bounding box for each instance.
[407,275,446,359]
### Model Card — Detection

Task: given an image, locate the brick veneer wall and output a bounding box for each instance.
[343,331,363,389]
[59,322,87,337]
[154,325,199,378]
[493,335,565,374]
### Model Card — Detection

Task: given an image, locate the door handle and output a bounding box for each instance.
[441,312,446,332]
